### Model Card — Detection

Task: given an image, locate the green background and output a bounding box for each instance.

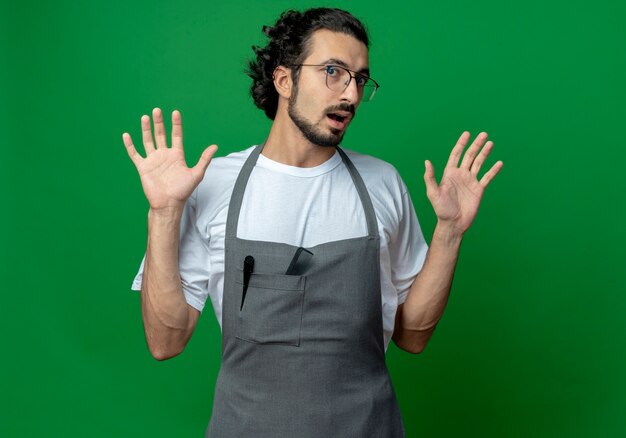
[2,0,625,436]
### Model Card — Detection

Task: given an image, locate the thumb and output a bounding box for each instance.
[192,145,218,181]
[423,160,438,197]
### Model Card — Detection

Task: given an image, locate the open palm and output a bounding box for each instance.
[425,132,503,235]
[122,108,217,210]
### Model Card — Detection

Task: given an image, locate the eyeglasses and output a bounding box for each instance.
[292,64,379,102]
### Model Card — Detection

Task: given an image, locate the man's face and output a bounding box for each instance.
[287,29,370,147]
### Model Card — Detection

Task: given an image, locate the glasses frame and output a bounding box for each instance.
[291,64,380,102]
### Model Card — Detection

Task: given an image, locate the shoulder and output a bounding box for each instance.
[202,146,256,179]
[342,148,407,196]
[342,148,414,230]
[192,145,257,217]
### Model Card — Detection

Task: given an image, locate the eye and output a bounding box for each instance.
[324,65,338,77]
[355,75,370,87]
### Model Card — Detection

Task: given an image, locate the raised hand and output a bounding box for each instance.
[424,132,503,236]
[122,108,217,211]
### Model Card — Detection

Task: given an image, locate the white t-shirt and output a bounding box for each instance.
[132,146,429,350]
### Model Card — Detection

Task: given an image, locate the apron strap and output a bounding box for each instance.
[226,145,379,239]
[335,147,379,239]
[225,145,263,238]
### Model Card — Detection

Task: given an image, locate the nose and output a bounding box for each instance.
[340,75,361,105]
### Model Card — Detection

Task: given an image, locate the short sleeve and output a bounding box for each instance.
[389,191,429,304]
[130,190,212,312]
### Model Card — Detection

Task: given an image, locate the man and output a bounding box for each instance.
[123,7,502,437]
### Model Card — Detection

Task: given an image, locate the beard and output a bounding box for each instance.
[287,84,355,148]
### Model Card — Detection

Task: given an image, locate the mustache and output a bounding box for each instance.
[325,103,356,116]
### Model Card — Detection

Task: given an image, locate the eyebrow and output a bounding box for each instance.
[321,58,370,76]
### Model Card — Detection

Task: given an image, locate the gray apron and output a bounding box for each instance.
[206,145,404,437]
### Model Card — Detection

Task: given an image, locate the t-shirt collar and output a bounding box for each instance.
[257,148,342,177]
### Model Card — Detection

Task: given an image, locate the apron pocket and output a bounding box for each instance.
[236,273,305,346]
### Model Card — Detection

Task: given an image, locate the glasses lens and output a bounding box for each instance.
[363,84,377,102]
[324,65,350,92]
[323,65,378,102]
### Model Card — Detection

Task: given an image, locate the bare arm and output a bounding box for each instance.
[393,224,461,354]
[141,208,199,361]
[123,108,217,360]
[393,132,503,354]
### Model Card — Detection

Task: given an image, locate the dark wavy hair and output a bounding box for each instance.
[247,8,369,120]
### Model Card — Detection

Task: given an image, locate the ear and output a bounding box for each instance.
[273,65,293,99]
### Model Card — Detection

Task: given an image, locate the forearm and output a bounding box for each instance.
[394,223,462,352]
[142,208,198,360]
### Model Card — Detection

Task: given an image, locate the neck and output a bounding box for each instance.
[262,111,336,168]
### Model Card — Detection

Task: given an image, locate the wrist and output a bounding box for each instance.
[432,222,464,247]
[148,206,184,224]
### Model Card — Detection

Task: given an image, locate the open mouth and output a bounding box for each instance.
[326,110,353,131]
[327,113,347,123]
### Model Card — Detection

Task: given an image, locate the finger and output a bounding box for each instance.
[480,160,504,187]
[423,160,439,198]
[191,145,219,181]
[152,107,167,149]
[470,140,494,175]
[122,132,142,166]
[141,115,155,155]
[460,132,488,170]
[446,131,471,168]
[171,110,183,149]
